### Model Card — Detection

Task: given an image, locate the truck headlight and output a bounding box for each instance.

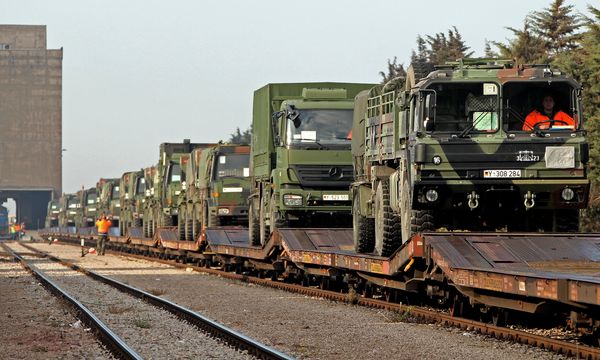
[115,203,121,208]
[218,208,230,215]
[283,194,303,206]
[561,187,575,201]
[145,189,151,196]
[150,187,155,195]
[425,189,439,202]
[181,181,187,190]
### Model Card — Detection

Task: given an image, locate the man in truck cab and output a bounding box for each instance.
[522,94,575,131]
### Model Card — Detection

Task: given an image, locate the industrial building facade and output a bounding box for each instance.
[0,25,62,229]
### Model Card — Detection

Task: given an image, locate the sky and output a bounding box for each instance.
[0,0,595,193]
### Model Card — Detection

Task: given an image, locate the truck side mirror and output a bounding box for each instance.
[271,111,283,145]
[286,104,300,128]
[421,90,436,131]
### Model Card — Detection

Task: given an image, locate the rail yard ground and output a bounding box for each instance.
[1,239,569,360]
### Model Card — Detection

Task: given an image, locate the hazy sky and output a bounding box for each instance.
[1,0,594,193]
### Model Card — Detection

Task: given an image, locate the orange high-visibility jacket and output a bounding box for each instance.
[96,219,112,234]
[522,110,575,131]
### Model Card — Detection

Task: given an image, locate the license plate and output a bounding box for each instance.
[483,169,521,178]
[323,194,349,201]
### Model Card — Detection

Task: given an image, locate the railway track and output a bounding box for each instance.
[45,237,600,360]
[5,242,292,360]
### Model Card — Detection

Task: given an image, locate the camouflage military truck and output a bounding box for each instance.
[249,82,376,246]
[76,186,99,228]
[118,169,146,236]
[97,178,121,227]
[58,193,81,227]
[143,140,214,238]
[352,59,590,256]
[177,144,251,241]
[44,199,60,228]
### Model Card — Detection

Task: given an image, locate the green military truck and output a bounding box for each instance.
[249,82,376,245]
[143,140,213,238]
[352,59,590,256]
[76,186,99,228]
[177,144,251,241]
[44,199,60,228]
[58,193,81,228]
[119,169,146,236]
[97,178,121,226]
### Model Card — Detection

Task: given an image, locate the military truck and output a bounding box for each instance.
[44,199,60,228]
[141,165,157,238]
[58,193,81,227]
[76,186,99,228]
[177,144,251,241]
[249,82,376,246]
[352,59,590,256]
[119,169,146,236]
[97,178,121,227]
[143,140,214,238]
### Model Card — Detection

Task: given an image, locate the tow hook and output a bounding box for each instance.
[524,191,536,210]
[467,191,479,210]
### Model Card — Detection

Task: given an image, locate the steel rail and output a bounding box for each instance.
[19,242,293,360]
[1,243,142,360]
[43,237,600,359]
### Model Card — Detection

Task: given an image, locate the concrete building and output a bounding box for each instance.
[0,25,62,229]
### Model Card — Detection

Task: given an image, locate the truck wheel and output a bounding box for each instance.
[163,213,173,227]
[374,180,401,257]
[248,202,261,246]
[208,212,220,227]
[270,194,288,233]
[192,205,201,241]
[177,207,186,240]
[185,217,193,241]
[353,195,374,253]
[555,209,579,232]
[411,210,435,234]
[259,197,270,246]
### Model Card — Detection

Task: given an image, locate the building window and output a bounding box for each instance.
[0,44,9,50]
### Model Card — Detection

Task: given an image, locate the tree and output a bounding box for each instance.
[379,56,406,83]
[551,6,600,230]
[425,26,473,64]
[484,39,499,58]
[529,0,584,59]
[410,35,428,63]
[228,126,251,144]
[492,21,547,64]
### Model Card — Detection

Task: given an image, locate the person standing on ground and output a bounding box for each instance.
[95,214,111,256]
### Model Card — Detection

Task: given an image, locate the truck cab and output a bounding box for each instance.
[45,199,60,228]
[249,83,375,245]
[58,194,81,228]
[78,187,99,227]
[119,169,146,236]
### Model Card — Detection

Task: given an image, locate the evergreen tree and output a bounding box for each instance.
[552,6,600,230]
[228,125,252,144]
[379,56,406,83]
[410,35,428,63]
[493,21,547,64]
[484,39,499,58]
[529,0,584,59]
[425,26,473,64]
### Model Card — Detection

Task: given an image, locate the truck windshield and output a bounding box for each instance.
[285,109,353,146]
[169,163,182,183]
[68,199,79,209]
[135,178,146,195]
[422,83,499,134]
[503,81,579,133]
[215,154,250,179]
[86,193,97,205]
[111,186,120,199]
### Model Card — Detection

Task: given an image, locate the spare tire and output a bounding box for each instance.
[405,61,435,91]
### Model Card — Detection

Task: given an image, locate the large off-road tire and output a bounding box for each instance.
[185,217,193,241]
[374,181,401,257]
[270,194,288,234]
[248,201,261,246]
[258,196,271,246]
[177,207,186,240]
[405,61,435,91]
[208,211,220,227]
[163,213,173,227]
[411,210,435,234]
[555,209,580,232]
[353,194,374,253]
[192,205,201,241]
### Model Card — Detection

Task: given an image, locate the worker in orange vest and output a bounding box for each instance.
[522,95,575,131]
[95,214,112,256]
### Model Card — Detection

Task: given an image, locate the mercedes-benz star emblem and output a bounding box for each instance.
[328,167,343,179]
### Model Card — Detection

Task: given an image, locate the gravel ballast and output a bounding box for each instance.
[27,241,568,360]
[7,242,254,360]
[0,252,113,359]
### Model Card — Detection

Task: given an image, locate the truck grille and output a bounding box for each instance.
[291,165,354,188]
